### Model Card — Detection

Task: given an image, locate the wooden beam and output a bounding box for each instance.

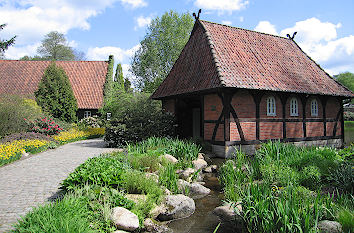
[320,97,328,136]
[279,93,288,139]
[223,91,232,142]
[300,95,307,138]
[200,95,204,140]
[250,91,263,141]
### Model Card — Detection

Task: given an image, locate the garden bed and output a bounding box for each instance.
[218,141,354,233]
[12,137,216,232]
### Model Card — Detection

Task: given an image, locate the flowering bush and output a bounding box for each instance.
[0,139,50,166]
[26,117,63,135]
[53,128,105,144]
[77,116,103,129]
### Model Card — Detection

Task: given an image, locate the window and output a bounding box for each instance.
[84,111,91,118]
[290,98,298,116]
[267,96,276,116]
[311,99,318,116]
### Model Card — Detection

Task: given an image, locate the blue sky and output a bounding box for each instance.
[1,0,354,79]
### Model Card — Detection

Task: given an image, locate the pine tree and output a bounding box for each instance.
[103,55,115,99]
[35,62,78,122]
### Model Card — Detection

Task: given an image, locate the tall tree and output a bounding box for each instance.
[114,63,125,91]
[0,24,16,57]
[35,62,78,122]
[37,31,75,60]
[131,10,194,93]
[334,72,354,103]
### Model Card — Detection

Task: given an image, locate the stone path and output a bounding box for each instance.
[0,139,117,232]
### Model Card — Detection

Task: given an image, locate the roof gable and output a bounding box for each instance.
[0,60,108,109]
[152,20,353,99]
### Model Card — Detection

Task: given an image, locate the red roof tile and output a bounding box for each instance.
[0,60,108,109]
[152,20,353,99]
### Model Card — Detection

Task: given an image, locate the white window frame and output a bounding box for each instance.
[311,99,318,116]
[290,98,298,116]
[267,96,276,116]
[84,111,91,118]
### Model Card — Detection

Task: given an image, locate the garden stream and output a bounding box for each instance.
[167,158,241,233]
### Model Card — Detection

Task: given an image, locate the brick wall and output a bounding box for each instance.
[202,92,342,143]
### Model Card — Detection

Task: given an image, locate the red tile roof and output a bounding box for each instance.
[0,60,108,109]
[152,20,353,99]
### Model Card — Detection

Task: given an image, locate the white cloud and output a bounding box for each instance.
[254,21,278,35]
[280,17,341,44]
[222,20,232,26]
[120,0,147,8]
[0,0,145,59]
[4,43,40,59]
[134,16,152,30]
[239,16,244,22]
[279,17,354,75]
[87,44,140,62]
[194,0,249,14]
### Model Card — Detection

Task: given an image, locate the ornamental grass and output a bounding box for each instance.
[0,139,50,166]
[53,128,105,144]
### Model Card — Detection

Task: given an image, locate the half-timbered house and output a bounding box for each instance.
[151,19,354,157]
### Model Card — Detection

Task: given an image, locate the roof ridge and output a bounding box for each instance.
[198,20,226,87]
[199,19,290,41]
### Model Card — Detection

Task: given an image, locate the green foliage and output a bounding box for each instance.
[61,154,129,191]
[241,184,334,233]
[35,62,78,122]
[131,10,194,92]
[77,116,103,129]
[256,141,342,189]
[114,63,125,91]
[159,163,179,194]
[37,31,76,61]
[0,23,16,56]
[122,170,163,200]
[13,195,94,233]
[73,185,135,232]
[335,72,354,104]
[104,93,176,147]
[103,55,115,102]
[0,95,43,137]
[328,161,354,193]
[300,166,321,188]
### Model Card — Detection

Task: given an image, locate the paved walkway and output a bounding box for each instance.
[0,139,117,232]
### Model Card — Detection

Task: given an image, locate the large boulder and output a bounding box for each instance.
[157,194,195,221]
[161,154,178,164]
[318,220,343,233]
[192,159,208,170]
[178,179,211,199]
[203,165,217,173]
[111,207,139,232]
[143,218,172,233]
[179,168,197,180]
[213,203,242,222]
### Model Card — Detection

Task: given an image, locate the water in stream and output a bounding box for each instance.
[168,158,241,233]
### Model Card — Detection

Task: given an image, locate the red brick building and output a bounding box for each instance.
[151,19,354,157]
[0,60,110,119]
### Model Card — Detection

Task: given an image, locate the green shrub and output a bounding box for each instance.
[77,116,102,129]
[128,152,162,172]
[104,93,176,147]
[13,195,94,233]
[300,166,321,189]
[61,154,129,191]
[35,62,78,122]
[0,95,43,137]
